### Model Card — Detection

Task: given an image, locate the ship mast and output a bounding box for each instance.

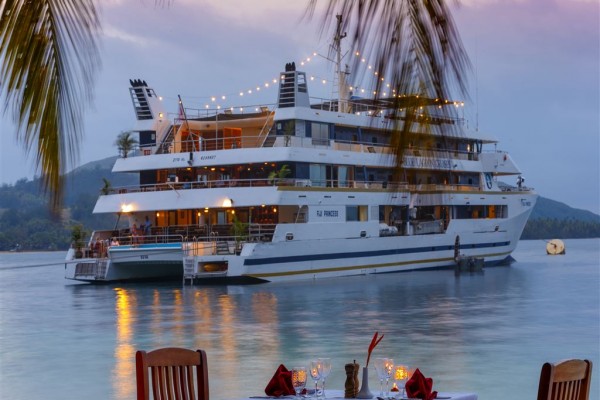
[333,15,349,112]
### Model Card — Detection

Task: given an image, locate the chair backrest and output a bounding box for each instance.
[136,347,209,400]
[537,359,592,400]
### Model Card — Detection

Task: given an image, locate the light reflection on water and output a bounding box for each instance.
[0,239,598,400]
[113,288,136,400]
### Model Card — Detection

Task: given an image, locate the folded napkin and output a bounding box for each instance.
[405,368,438,400]
[265,364,295,397]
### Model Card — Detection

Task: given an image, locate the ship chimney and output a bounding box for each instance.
[129,79,166,122]
[127,79,170,153]
[277,62,310,108]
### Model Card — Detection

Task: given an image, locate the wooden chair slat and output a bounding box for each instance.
[136,348,209,400]
[538,359,592,400]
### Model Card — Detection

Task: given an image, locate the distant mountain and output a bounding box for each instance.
[529,196,600,222]
[70,155,119,173]
[63,156,137,204]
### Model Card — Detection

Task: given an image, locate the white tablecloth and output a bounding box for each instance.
[242,389,477,400]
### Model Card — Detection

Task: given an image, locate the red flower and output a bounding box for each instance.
[366,332,384,367]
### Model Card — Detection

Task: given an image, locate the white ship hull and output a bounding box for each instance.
[65,55,538,284]
[66,195,534,283]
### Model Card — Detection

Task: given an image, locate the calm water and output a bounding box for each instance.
[0,239,598,400]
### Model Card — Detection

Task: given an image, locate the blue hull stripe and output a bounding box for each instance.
[243,241,511,266]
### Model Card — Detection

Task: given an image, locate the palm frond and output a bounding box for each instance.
[0,0,100,209]
[307,0,471,178]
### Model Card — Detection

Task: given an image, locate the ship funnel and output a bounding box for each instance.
[277,62,310,108]
[129,78,164,122]
[127,79,170,152]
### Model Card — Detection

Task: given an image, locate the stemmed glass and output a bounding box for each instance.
[383,359,394,397]
[309,360,322,398]
[374,358,387,396]
[317,358,332,398]
[393,364,410,398]
[291,367,307,400]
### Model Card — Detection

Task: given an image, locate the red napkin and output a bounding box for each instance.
[265,364,295,397]
[405,368,438,400]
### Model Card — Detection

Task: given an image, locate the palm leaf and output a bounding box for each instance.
[0,0,100,209]
[307,0,471,179]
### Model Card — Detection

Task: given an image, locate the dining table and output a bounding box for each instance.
[237,389,478,400]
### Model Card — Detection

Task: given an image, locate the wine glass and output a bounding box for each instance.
[394,364,410,398]
[383,359,394,397]
[374,358,387,396]
[317,358,332,398]
[309,360,322,398]
[291,367,307,400]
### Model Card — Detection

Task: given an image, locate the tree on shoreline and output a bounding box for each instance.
[115,131,138,159]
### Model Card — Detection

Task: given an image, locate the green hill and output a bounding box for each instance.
[0,156,598,250]
[0,157,137,250]
[530,196,600,222]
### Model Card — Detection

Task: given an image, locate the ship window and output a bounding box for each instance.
[346,205,368,221]
[309,164,326,187]
[346,206,358,221]
[337,166,349,188]
[311,123,329,145]
[454,205,507,219]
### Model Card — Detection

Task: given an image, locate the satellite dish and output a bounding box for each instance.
[546,239,566,255]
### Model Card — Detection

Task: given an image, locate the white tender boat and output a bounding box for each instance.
[65,37,537,283]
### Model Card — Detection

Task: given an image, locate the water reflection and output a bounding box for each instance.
[113,288,137,399]
[108,285,282,396]
[99,253,597,400]
[109,273,496,398]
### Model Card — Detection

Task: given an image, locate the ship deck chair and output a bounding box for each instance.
[136,347,209,400]
[537,359,592,400]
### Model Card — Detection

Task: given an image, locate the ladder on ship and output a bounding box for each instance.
[262,133,277,147]
[156,125,176,154]
[216,241,231,255]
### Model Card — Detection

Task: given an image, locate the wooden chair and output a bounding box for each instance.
[537,359,592,400]
[136,347,209,400]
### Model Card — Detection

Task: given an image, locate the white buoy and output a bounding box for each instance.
[546,239,566,255]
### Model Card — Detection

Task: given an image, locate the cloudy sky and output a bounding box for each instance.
[1,0,598,214]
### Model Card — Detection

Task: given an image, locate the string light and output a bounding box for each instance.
[173,47,464,113]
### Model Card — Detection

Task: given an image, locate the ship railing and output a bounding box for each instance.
[309,96,466,122]
[107,234,185,247]
[181,103,276,119]
[500,185,534,192]
[105,178,486,195]
[105,178,278,194]
[124,133,478,164]
[105,223,276,256]
[183,224,276,256]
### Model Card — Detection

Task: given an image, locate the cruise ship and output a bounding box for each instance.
[65,43,537,283]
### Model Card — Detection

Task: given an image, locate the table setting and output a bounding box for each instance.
[242,332,477,400]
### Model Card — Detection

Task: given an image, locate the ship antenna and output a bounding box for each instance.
[475,39,479,132]
[333,14,348,112]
